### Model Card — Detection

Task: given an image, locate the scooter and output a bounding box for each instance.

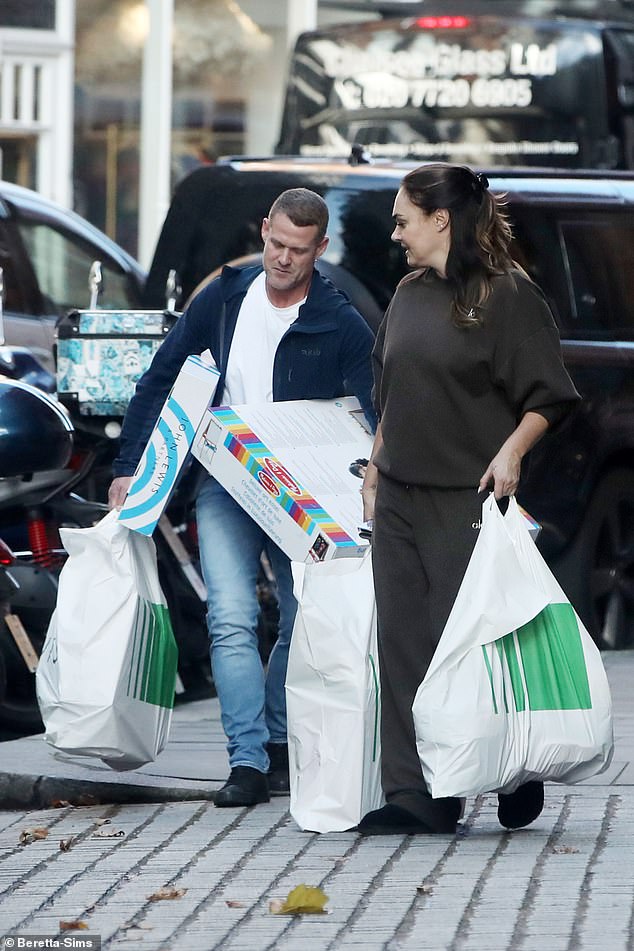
[0,374,84,733]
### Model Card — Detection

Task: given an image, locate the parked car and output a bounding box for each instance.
[0,180,146,376]
[143,156,634,651]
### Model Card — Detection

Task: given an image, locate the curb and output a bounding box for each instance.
[0,771,217,810]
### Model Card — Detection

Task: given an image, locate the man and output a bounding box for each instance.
[109,188,375,806]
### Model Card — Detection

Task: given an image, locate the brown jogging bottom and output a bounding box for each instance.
[372,474,483,831]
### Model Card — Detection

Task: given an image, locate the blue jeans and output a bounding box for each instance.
[196,475,297,773]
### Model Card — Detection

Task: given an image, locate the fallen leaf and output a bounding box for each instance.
[147,887,188,902]
[59,921,89,931]
[92,828,125,838]
[19,827,49,845]
[59,837,76,852]
[50,799,72,809]
[226,900,247,908]
[553,845,580,854]
[271,885,329,915]
[416,884,434,895]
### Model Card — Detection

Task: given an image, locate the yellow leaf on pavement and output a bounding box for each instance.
[272,885,329,915]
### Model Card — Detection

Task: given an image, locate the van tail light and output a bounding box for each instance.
[416,16,470,29]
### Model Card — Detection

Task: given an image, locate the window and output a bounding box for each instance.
[0,1,55,29]
[329,185,406,310]
[560,214,634,339]
[0,221,30,315]
[504,206,569,330]
[15,220,136,312]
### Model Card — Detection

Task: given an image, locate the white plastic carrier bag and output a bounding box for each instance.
[413,495,614,800]
[286,550,384,832]
[36,509,178,770]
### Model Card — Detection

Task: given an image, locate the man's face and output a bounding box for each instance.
[261,212,328,301]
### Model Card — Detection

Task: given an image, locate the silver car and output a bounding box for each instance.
[0,180,145,375]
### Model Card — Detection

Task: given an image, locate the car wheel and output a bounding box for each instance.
[552,468,634,649]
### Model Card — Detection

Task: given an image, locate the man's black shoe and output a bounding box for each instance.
[214,767,270,807]
[267,742,290,796]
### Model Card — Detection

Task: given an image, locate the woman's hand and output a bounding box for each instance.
[361,421,383,522]
[479,411,549,500]
[361,467,378,522]
[478,447,522,499]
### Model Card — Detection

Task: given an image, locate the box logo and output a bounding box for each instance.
[258,469,280,497]
[265,457,302,496]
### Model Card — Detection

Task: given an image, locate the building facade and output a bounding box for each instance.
[0,0,74,207]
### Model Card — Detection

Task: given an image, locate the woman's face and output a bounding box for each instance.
[391,187,450,276]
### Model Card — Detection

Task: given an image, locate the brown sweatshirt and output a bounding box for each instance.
[372,268,580,487]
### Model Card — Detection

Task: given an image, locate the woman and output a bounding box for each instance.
[358,163,580,836]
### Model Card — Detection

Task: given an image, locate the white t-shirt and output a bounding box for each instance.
[221,272,304,404]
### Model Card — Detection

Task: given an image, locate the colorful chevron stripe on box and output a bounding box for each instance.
[213,406,357,548]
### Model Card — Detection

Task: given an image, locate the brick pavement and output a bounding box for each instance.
[0,652,632,950]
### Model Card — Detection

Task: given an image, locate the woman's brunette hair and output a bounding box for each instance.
[400,163,515,326]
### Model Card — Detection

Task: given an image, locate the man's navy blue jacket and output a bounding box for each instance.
[114,264,377,476]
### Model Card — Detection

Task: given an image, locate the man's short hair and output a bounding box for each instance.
[268,188,328,243]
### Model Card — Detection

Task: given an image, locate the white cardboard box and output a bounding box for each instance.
[118,353,220,536]
[192,397,374,562]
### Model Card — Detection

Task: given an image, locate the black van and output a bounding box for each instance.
[276,0,634,170]
[143,157,634,651]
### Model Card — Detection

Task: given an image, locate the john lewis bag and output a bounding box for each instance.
[413,495,613,799]
[36,509,178,769]
[286,551,383,832]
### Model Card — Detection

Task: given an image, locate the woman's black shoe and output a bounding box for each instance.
[214,767,270,807]
[497,780,544,829]
[357,804,439,836]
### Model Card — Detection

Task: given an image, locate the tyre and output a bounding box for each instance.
[551,468,634,649]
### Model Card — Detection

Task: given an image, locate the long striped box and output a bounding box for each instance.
[118,353,220,535]
[192,397,374,562]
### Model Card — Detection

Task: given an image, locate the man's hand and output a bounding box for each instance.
[108,476,133,510]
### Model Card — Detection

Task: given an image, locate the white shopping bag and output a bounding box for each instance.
[287,551,384,832]
[36,509,178,770]
[413,495,614,799]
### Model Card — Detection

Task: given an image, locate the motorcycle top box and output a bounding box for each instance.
[0,376,73,478]
[56,309,178,417]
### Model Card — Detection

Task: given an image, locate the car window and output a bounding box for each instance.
[329,185,407,311]
[504,205,570,330]
[559,215,634,339]
[0,220,31,314]
[15,219,137,312]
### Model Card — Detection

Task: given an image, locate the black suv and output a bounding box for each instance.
[143,157,634,651]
